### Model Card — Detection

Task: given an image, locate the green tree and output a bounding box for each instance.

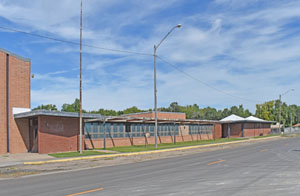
[122,106,145,114]
[255,101,274,121]
[90,109,118,116]
[61,98,86,113]
[33,104,58,111]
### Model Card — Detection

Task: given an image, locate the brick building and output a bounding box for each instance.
[84,112,222,150]
[14,110,102,154]
[122,111,186,120]
[0,48,274,154]
[0,48,31,154]
[220,114,274,138]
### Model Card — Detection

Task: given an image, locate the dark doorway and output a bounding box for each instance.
[29,118,38,152]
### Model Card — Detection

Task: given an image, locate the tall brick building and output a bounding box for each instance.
[0,48,31,154]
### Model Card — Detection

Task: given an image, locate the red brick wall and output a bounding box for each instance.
[243,123,271,137]
[85,124,214,149]
[14,118,30,152]
[214,123,222,139]
[0,51,30,154]
[222,122,271,138]
[85,134,214,149]
[222,123,242,138]
[0,52,7,154]
[125,112,186,120]
[8,55,31,153]
[38,116,84,154]
[230,123,242,137]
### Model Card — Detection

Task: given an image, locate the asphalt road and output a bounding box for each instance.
[1,137,300,196]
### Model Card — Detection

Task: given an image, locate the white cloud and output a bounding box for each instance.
[1,0,299,112]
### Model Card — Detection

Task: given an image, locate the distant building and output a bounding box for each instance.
[220,114,275,137]
[122,111,186,120]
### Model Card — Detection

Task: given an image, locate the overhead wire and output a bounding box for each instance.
[0,26,152,56]
[1,25,262,103]
[157,55,261,103]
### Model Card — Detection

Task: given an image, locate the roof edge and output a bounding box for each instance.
[121,111,186,116]
[14,110,103,119]
[220,120,276,124]
[0,48,31,62]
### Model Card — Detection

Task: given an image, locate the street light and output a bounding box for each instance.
[278,89,294,134]
[79,0,83,154]
[153,24,181,148]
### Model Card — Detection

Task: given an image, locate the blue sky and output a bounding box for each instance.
[0,0,299,112]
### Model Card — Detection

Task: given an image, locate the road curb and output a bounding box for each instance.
[24,136,280,165]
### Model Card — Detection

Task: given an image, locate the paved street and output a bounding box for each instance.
[1,137,300,196]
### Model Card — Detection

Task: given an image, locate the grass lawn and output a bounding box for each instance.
[49,150,111,158]
[49,135,277,156]
[104,137,249,153]
[253,134,279,139]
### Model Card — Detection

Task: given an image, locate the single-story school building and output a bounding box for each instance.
[13,110,222,153]
[11,111,274,154]
[0,48,275,154]
[220,114,275,138]
[84,111,222,150]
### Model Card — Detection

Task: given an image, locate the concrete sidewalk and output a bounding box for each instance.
[0,153,54,168]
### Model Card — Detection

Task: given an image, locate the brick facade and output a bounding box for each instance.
[222,122,271,138]
[0,49,30,154]
[38,116,83,154]
[85,133,214,149]
[243,123,271,137]
[0,51,7,154]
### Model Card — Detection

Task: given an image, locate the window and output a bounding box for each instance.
[189,124,213,135]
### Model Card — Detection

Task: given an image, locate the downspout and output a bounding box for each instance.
[6,54,9,153]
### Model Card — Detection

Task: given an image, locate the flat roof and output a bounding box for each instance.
[85,116,219,125]
[0,48,31,62]
[121,111,186,116]
[14,110,103,119]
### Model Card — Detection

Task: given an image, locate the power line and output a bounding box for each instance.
[0,26,152,56]
[157,55,261,103]
[0,26,262,103]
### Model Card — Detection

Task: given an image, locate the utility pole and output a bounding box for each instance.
[154,45,158,148]
[153,24,181,148]
[278,89,295,135]
[79,0,83,154]
[278,94,281,135]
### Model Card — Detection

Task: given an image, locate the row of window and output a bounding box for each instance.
[85,123,213,139]
[85,123,180,139]
[188,124,213,135]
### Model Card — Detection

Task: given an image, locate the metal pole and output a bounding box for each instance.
[173,122,176,144]
[103,119,106,149]
[154,45,158,148]
[79,0,83,154]
[152,24,181,149]
[278,94,281,135]
[278,89,295,135]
